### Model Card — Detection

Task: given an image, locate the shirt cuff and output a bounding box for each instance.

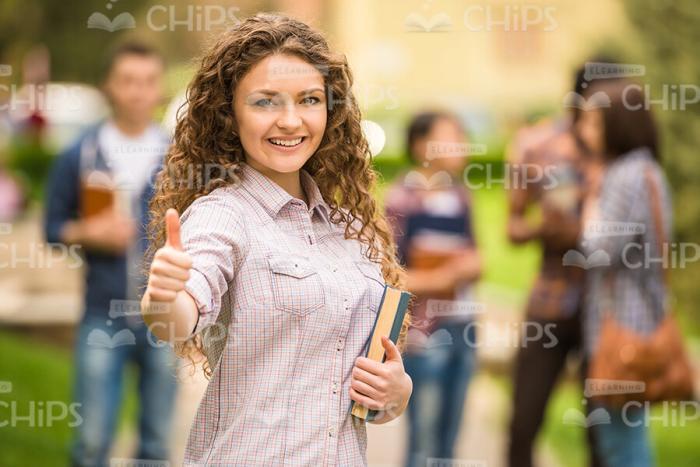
[184,268,219,336]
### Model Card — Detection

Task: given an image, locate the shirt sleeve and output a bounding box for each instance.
[180,189,247,336]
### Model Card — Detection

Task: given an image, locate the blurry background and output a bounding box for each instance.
[0,1,698,466]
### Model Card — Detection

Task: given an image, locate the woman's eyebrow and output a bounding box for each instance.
[248,87,325,97]
[298,87,325,95]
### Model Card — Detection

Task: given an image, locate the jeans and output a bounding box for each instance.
[71,315,177,467]
[403,321,476,467]
[591,403,653,467]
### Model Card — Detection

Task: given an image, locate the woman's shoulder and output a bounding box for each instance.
[610,147,656,172]
[606,148,655,183]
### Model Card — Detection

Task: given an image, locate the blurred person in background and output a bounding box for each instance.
[43,42,175,467]
[384,110,482,467]
[576,79,667,467]
[505,64,603,467]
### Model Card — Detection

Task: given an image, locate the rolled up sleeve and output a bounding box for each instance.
[180,190,247,335]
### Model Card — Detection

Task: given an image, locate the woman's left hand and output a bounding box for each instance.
[350,335,413,424]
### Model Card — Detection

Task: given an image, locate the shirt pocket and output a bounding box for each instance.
[353,259,386,313]
[267,253,325,316]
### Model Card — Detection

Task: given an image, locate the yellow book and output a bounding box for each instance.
[351,285,412,421]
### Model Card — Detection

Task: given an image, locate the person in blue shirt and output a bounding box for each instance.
[384,111,482,467]
[44,42,175,467]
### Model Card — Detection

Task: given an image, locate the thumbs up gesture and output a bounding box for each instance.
[146,208,193,303]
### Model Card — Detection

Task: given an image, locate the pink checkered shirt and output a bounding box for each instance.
[180,161,386,466]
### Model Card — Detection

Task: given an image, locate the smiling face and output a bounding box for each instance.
[233,54,328,177]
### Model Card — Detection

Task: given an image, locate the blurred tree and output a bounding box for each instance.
[0,0,147,83]
[622,0,700,325]
[0,0,242,84]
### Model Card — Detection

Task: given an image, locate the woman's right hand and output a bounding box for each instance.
[146,208,193,303]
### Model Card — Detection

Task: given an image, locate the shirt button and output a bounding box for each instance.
[337,337,344,350]
[328,427,336,437]
[331,382,339,393]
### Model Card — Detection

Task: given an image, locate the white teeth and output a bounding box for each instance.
[269,137,303,147]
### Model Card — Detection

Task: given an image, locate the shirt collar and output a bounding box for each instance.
[239,162,331,226]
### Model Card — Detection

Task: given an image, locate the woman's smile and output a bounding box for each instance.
[267,135,307,151]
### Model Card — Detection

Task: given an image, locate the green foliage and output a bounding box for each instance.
[7,133,54,202]
[621,0,700,325]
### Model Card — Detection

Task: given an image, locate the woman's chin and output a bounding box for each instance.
[263,154,313,173]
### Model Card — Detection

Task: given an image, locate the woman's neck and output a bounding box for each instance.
[246,159,307,204]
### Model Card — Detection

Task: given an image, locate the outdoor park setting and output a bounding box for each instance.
[1,1,699,466]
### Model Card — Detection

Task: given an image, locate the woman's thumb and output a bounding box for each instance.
[165,208,182,250]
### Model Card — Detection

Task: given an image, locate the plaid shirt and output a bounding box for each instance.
[179,162,386,466]
[581,148,670,355]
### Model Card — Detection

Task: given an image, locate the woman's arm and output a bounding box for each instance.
[142,193,247,344]
[142,288,199,343]
[141,208,199,343]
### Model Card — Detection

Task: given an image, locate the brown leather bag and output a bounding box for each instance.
[588,167,695,406]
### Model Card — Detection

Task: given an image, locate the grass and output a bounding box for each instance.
[0,331,138,467]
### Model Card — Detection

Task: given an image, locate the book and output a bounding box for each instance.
[351,285,412,421]
[80,171,115,219]
[408,240,464,299]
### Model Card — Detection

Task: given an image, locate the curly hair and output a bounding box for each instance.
[146,13,411,378]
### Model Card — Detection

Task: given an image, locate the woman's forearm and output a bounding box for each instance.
[141,289,199,344]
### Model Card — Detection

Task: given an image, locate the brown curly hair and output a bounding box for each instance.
[146,13,411,377]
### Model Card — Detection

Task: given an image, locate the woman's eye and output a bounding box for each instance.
[254,98,274,107]
[301,96,321,105]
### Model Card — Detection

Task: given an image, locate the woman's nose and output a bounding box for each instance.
[276,104,302,130]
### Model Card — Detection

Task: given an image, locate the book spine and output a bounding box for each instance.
[366,290,410,421]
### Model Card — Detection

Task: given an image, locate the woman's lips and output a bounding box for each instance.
[267,136,306,151]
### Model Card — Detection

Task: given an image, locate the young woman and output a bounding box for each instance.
[383,111,481,467]
[577,79,668,467]
[140,14,412,466]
